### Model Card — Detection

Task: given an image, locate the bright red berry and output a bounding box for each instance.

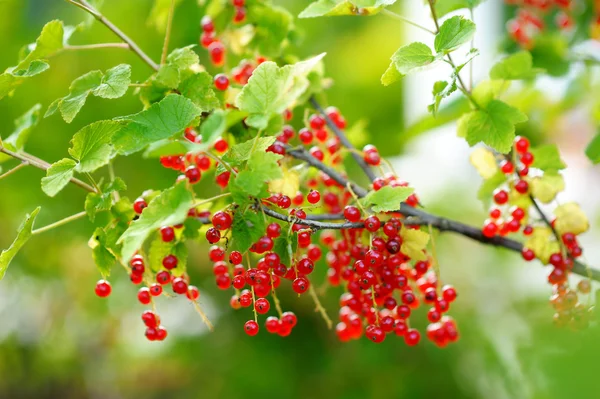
[162,254,178,270]
[133,198,147,214]
[172,277,188,295]
[95,280,112,297]
[138,287,151,305]
[214,73,229,91]
[186,285,200,300]
[244,320,259,336]
[212,211,232,230]
[343,206,361,222]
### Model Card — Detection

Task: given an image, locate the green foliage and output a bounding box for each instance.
[41,158,77,197]
[179,72,221,112]
[530,144,566,172]
[585,132,600,164]
[0,104,42,163]
[69,120,126,173]
[233,151,283,199]
[434,16,476,54]
[89,227,116,278]
[85,178,127,222]
[435,0,483,17]
[0,207,40,280]
[235,54,325,129]
[381,42,438,86]
[231,209,266,253]
[459,100,528,153]
[147,0,183,32]
[118,182,193,262]
[489,51,543,80]
[248,4,295,57]
[299,0,396,18]
[362,186,414,212]
[113,94,201,155]
[45,64,131,123]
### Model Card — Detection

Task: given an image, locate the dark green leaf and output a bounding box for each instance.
[585,133,600,164]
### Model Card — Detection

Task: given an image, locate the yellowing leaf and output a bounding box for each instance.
[530,173,564,203]
[469,147,498,179]
[400,226,429,261]
[269,166,300,198]
[554,202,589,235]
[524,227,559,264]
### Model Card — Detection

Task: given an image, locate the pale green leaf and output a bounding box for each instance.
[0,207,40,280]
[0,104,42,163]
[362,186,414,212]
[92,64,131,98]
[17,20,64,70]
[463,100,528,153]
[41,158,77,197]
[530,144,566,172]
[434,16,476,54]
[118,182,193,263]
[489,51,543,80]
[530,172,564,204]
[179,72,220,112]
[235,54,325,129]
[436,0,482,17]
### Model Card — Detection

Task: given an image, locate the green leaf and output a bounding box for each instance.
[179,72,220,112]
[273,234,297,267]
[234,151,283,197]
[530,144,566,172]
[0,207,40,280]
[45,70,103,123]
[46,64,131,123]
[17,20,64,70]
[200,110,227,145]
[155,47,200,89]
[69,120,125,172]
[112,94,201,155]
[248,4,294,57]
[585,133,600,164]
[529,33,569,77]
[231,209,266,253]
[235,54,325,129]
[381,42,437,86]
[219,137,277,174]
[436,0,482,17]
[148,235,174,272]
[92,64,132,98]
[399,225,429,261]
[434,16,476,54]
[0,104,42,163]
[0,61,50,100]
[428,79,457,115]
[147,0,183,32]
[89,227,116,278]
[462,100,528,153]
[85,178,127,221]
[118,182,193,263]
[41,158,77,197]
[299,0,356,18]
[489,51,543,80]
[156,65,180,88]
[362,186,414,212]
[530,172,564,204]
[471,79,510,108]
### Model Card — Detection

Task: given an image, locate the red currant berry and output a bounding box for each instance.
[500,160,514,174]
[521,247,535,261]
[142,310,160,328]
[95,280,112,297]
[307,190,321,204]
[442,285,457,302]
[265,316,279,333]
[186,285,200,300]
[244,320,259,336]
[255,298,270,314]
[172,277,188,295]
[404,329,421,346]
[514,180,529,194]
[214,73,229,91]
[365,324,386,343]
[201,16,214,33]
[343,206,361,222]
[138,287,151,305]
[156,271,170,285]
[208,41,225,66]
[160,226,175,242]
[266,223,281,238]
[515,136,529,153]
[364,215,381,232]
[229,250,243,265]
[162,254,178,270]
[292,276,310,294]
[133,198,147,214]
[212,211,232,230]
[278,195,291,209]
[493,189,509,205]
[150,283,163,296]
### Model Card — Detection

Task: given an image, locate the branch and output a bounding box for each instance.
[0,146,97,193]
[0,161,28,180]
[63,43,130,51]
[286,146,368,197]
[381,9,437,35]
[309,97,378,183]
[283,140,600,282]
[32,211,87,235]
[67,0,159,71]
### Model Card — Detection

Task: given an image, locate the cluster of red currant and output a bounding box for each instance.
[479,136,591,329]
[200,16,225,66]
[505,0,575,47]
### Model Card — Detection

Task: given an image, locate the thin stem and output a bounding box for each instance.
[107,162,120,202]
[204,152,237,175]
[85,172,102,193]
[427,0,441,32]
[469,8,475,91]
[192,300,215,332]
[309,97,378,182]
[191,192,231,208]
[0,146,97,193]
[308,285,333,329]
[63,43,130,51]
[427,224,442,292]
[381,9,437,35]
[0,162,28,180]
[161,0,176,65]
[271,288,283,318]
[68,0,159,71]
[32,211,87,235]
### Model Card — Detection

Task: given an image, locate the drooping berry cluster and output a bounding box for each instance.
[479,135,591,328]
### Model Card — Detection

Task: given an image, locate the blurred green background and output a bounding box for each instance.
[1,1,600,398]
